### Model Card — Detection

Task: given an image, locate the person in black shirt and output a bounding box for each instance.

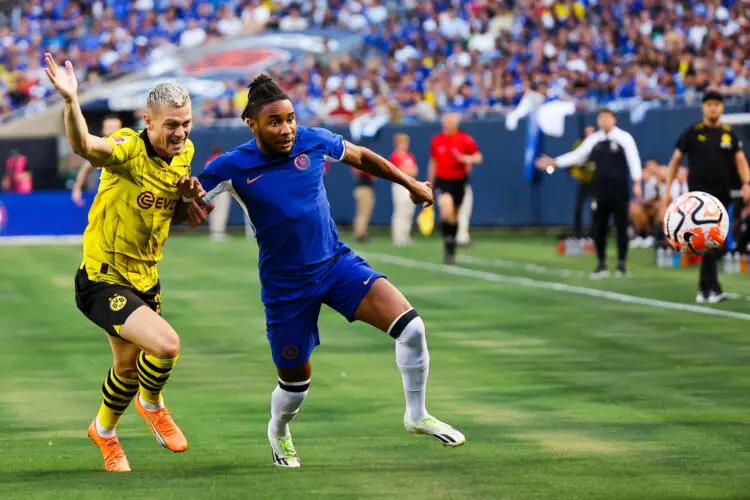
[664,91,750,304]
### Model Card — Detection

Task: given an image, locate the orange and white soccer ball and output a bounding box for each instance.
[663,191,729,255]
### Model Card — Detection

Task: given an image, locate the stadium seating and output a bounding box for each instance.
[0,0,748,124]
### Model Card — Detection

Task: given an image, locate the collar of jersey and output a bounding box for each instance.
[139,129,173,165]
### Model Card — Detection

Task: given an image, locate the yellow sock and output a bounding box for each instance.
[98,367,138,430]
[137,352,178,405]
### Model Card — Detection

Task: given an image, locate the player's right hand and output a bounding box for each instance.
[535,155,555,170]
[409,180,433,207]
[187,200,213,228]
[44,53,78,102]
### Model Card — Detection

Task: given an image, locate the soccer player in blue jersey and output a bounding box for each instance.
[189,75,465,467]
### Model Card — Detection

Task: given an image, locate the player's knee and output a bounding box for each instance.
[388,308,425,346]
[153,330,180,359]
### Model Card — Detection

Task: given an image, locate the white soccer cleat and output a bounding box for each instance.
[404,414,466,447]
[268,427,300,468]
[696,292,707,304]
[708,292,727,304]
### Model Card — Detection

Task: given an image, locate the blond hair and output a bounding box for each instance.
[146,82,190,109]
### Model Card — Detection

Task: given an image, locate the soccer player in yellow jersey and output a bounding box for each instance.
[45,53,208,472]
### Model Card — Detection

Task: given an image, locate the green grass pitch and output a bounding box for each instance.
[2,231,750,499]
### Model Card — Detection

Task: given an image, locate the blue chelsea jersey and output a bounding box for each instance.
[198,126,349,292]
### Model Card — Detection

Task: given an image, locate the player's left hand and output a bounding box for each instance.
[174,176,206,201]
[409,180,433,207]
[742,183,750,203]
[187,200,214,228]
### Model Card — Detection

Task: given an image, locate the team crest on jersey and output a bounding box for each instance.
[721,133,732,149]
[294,154,311,171]
[109,294,127,311]
[113,137,127,144]
[282,344,300,360]
[610,141,620,152]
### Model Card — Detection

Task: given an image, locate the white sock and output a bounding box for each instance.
[95,416,116,438]
[139,393,164,411]
[390,311,429,423]
[269,381,309,438]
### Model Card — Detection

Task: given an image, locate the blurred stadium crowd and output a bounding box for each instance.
[0,0,748,124]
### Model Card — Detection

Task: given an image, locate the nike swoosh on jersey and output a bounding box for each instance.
[363,273,376,285]
[247,174,264,184]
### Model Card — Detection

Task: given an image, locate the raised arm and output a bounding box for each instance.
[342,141,433,207]
[45,53,113,164]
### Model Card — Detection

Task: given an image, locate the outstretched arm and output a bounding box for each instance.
[45,54,114,164]
[342,141,433,206]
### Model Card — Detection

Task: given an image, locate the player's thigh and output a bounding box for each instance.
[119,306,180,359]
[353,278,412,333]
[265,296,322,377]
[437,192,456,221]
[323,251,389,325]
[108,334,141,380]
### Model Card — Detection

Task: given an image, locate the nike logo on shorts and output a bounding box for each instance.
[247,174,264,184]
[363,273,376,285]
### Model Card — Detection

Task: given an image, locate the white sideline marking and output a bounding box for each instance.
[457,255,586,278]
[0,235,82,246]
[363,253,750,321]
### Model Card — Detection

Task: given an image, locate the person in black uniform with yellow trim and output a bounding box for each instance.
[570,126,597,239]
[665,91,750,304]
[45,53,208,472]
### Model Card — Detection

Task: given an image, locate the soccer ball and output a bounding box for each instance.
[663,191,729,255]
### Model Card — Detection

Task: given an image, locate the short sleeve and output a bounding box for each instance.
[309,127,345,162]
[100,128,141,167]
[731,130,743,154]
[463,134,478,154]
[675,128,692,153]
[198,153,233,203]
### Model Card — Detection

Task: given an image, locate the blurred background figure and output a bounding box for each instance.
[352,167,375,243]
[2,148,32,194]
[390,133,418,247]
[569,126,597,239]
[429,113,482,264]
[71,115,123,206]
[456,173,474,247]
[630,159,665,248]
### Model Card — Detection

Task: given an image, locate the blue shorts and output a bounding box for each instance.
[264,250,386,368]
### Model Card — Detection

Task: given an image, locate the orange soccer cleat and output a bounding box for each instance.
[135,394,188,453]
[87,420,131,472]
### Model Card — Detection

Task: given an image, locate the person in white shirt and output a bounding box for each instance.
[537,109,643,278]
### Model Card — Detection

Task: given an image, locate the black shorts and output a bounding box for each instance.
[74,266,161,337]
[435,178,467,208]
